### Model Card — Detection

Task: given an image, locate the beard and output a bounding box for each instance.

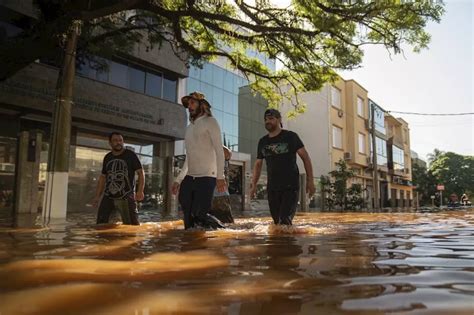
[265,123,277,132]
[112,144,123,152]
[189,105,203,120]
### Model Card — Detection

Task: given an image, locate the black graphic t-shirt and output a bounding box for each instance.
[257,130,304,191]
[101,149,142,199]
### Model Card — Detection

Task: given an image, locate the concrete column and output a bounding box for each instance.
[15,130,42,214]
[299,174,308,211]
[157,141,175,213]
[243,160,251,211]
[43,22,79,219]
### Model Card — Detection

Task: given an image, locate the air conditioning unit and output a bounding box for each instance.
[344,152,352,160]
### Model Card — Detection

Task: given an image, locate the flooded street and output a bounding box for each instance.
[0,210,473,314]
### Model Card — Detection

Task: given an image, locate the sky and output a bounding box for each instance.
[271,0,473,161]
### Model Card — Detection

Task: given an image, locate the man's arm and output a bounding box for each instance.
[135,168,145,201]
[223,145,232,161]
[208,118,226,192]
[91,174,106,208]
[297,147,316,196]
[249,159,263,199]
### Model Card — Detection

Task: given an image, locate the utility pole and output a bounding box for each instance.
[43,21,80,220]
[370,101,379,210]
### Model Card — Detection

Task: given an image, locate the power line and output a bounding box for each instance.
[387,110,474,116]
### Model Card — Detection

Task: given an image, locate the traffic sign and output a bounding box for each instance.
[437,185,445,191]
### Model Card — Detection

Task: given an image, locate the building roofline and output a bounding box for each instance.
[343,79,369,92]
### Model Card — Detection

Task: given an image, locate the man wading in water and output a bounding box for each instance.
[92,132,144,225]
[250,109,315,225]
[172,92,226,230]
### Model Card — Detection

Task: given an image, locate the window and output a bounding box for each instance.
[212,66,224,89]
[108,61,128,88]
[75,56,184,102]
[358,133,366,154]
[332,125,343,149]
[376,137,388,166]
[223,91,234,114]
[223,71,234,92]
[370,101,386,135]
[129,66,145,93]
[96,66,109,82]
[189,65,201,79]
[357,97,364,117]
[392,145,405,171]
[331,86,341,109]
[213,109,224,126]
[163,75,177,102]
[212,87,224,111]
[145,72,162,98]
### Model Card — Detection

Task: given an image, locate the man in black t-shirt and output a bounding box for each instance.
[92,132,145,225]
[250,109,315,225]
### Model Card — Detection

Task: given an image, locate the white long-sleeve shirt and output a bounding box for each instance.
[175,115,225,183]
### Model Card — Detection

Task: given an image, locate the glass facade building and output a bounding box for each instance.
[186,56,275,152]
[186,63,248,151]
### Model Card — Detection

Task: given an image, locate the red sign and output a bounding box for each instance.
[437,185,445,191]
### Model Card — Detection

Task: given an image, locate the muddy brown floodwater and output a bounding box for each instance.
[0,210,473,315]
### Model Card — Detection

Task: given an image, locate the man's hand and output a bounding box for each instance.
[135,191,144,202]
[249,182,257,199]
[216,179,227,193]
[307,180,316,197]
[91,196,100,208]
[171,182,180,196]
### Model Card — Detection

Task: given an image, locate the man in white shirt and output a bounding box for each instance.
[172,91,226,229]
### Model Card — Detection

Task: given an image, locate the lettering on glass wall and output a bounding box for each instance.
[0,80,162,126]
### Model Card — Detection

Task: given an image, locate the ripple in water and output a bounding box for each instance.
[0,209,473,314]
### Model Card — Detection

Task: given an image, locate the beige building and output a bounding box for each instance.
[330,79,373,195]
[281,77,414,210]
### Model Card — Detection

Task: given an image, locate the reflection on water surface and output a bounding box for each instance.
[0,210,473,314]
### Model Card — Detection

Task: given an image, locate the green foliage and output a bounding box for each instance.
[320,159,365,210]
[429,151,474,198]
[412,149,474,205]
[319,175,335,210]
[411,161,436,205]
[1,0,444,112]
[347,184,366,210]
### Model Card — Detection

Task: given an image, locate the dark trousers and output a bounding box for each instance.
[97,195,139,225]
[178,176,224,229]
[268,190,298,225]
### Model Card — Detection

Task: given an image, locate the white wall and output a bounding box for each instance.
[280,86,332,179]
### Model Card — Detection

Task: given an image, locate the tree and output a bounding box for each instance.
[320,159,364,210]
[413,149,474,206]
[427,148,444,165]
[411,161,436,205]
[429,151,474,199]
[1,0,444,109]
